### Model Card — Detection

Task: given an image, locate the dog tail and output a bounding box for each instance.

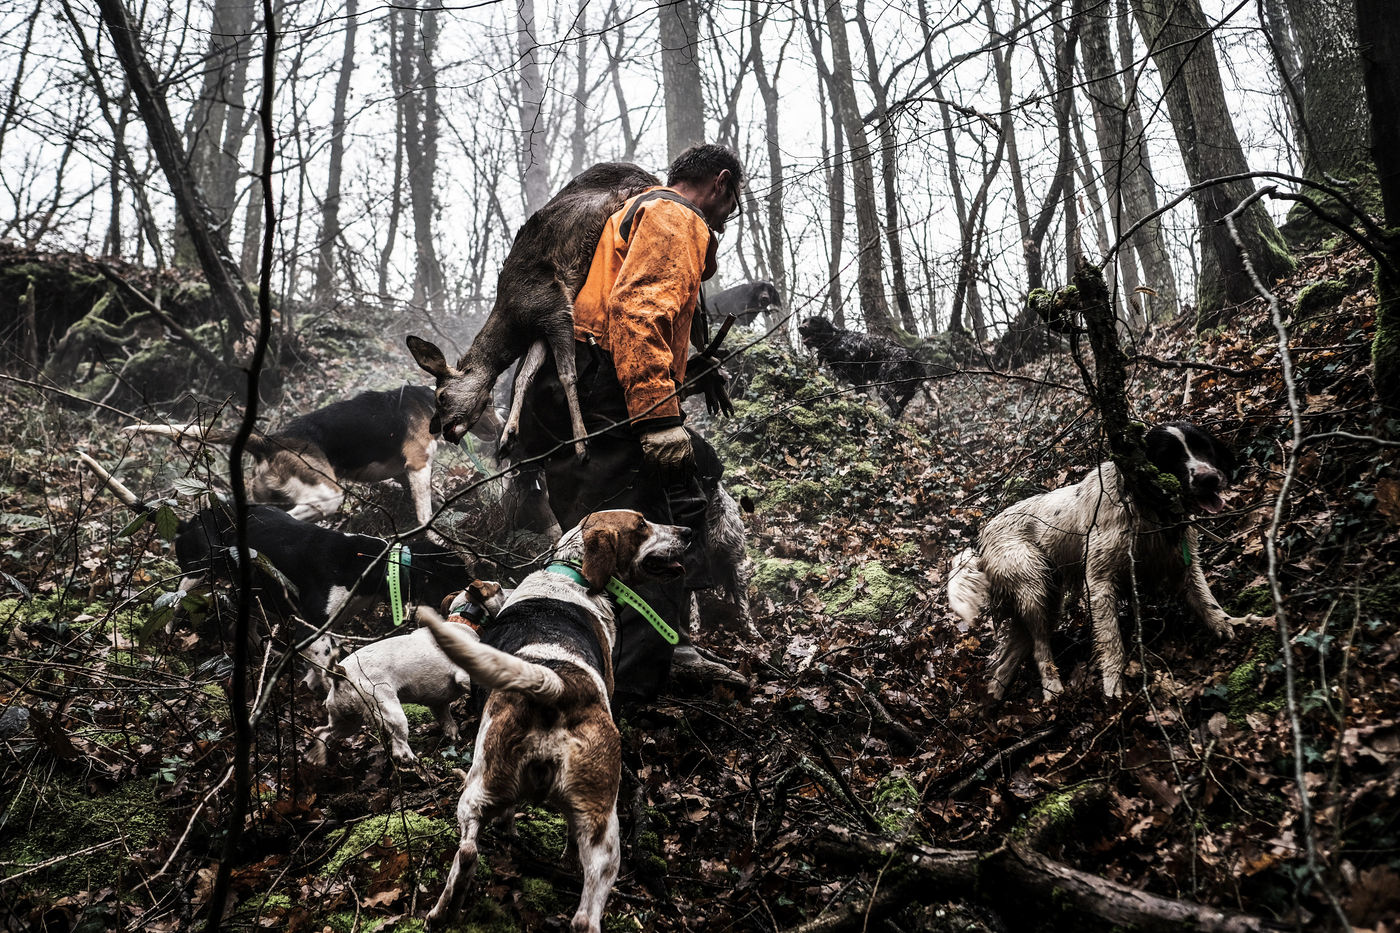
[418,608,566,703]
[77,451,149,512]
[947,548,989,627]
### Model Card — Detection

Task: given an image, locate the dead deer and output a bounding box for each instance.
[407,162,660,461]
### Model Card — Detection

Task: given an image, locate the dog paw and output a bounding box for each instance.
[1100,674,1122,699]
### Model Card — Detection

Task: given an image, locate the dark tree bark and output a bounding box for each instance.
[1282,0,1372,190]
[379,6,408,307]
[312,0,357,307]
[1131,0,1293,318]
[659,0,706,160]
[96,0,254,340]
[1356,0,1400,409]
[816,0,892,337]
[1258,0,1305,161]
[396,0,445,314]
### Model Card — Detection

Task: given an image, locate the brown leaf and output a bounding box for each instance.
[1377,478,1400,526]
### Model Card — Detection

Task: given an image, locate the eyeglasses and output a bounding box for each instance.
[723,184,743,224]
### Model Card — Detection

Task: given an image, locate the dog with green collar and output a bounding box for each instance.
[420,509,689,933]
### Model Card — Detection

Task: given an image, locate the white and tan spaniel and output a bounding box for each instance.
[948,422,1252,700]
[420,509,689,933]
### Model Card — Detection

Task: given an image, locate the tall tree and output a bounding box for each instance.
[813,0,892,336]
[174,0,256,269]
[95,0,254,348]
[312,0,358,307]
[517,0,550,213]
[1355,0,1400,408]
[658,0,706,160]
[1081,2,1178,319]
[854,0,916,334]
[393,0,445,314]
[1131,0,1293,317]
[749,0,791,345]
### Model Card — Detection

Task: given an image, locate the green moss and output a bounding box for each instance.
[1228,585,1275,618]
[825,562,919,623]
[520,876,561,914]
[516,805,568,860]
[455,898,519,933]
[0,774,169,897]
[750,557,822,599]
[1227,631,1283,725]
[871,771,920,836]
[323,811,454,877]
[402,703,434,728]
[1295,278,1349,318]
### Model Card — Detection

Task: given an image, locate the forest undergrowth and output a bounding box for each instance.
[2,241,1398,932]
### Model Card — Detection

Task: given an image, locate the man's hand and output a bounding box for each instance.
[640,425,693,481]
[686,352,735,417]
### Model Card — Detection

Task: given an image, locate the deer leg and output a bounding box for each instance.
[500,339,549,458]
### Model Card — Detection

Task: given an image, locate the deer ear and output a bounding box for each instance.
[580,519,619,592]
[406,335,451,380]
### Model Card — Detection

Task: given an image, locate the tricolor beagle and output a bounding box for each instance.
[420,509,690,933]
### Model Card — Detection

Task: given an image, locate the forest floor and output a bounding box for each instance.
[2,240,1399,933]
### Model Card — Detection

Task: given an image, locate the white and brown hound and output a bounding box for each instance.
[419,509,689,932]
[948,422,1252,700]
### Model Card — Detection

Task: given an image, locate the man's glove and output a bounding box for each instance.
[640,425,693,481]
[686,352,735,417]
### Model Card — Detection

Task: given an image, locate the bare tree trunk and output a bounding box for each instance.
[817,0,892,337]
[1259,0,1306,162]
[659,0,706,160]
[399,0,445,314]
[0,0,42,165]
[239,121,266,280]
[749,0,791,346]
[96,0,254,341]
[608,3,641,162]
[313,0,357,307]
[175,0,256,269]
[1131,0,1293,318]
[570,5,589,178]
[802,0,846,327]
[517,0,551,213]
[379,6,408,308]
[996,0,1081,366]
[855,0,915,334]
[1071,95,1131,326]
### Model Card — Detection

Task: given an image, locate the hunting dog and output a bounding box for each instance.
[408,162,661,458]
[78,452,472,688]
[947,423,1250,700]
[419,509,690,932]
[124,385,441,524]
[307,581,507,766]
[797,316,930,417]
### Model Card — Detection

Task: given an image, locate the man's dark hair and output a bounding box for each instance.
[667,143,745,191]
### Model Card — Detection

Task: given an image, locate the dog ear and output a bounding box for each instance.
[580,519,620,592]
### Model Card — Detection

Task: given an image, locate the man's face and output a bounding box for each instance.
[702,169,741,233]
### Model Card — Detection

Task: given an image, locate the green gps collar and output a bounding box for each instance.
[545,562,679,645]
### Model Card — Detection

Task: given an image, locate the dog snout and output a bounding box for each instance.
[1190,467,1224,492]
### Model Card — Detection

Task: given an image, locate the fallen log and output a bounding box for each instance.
[791,826,1286,933]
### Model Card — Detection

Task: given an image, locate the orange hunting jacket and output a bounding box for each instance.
[572,188,717,426]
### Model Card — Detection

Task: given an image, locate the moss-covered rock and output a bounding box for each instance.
[515,805,568,860]
[1227,631,1283,725]
[1294,278,1349,318]
[750,557,823,600]
[825,562,920,623]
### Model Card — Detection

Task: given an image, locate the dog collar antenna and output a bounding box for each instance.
[388,542,412,626]
[545,562,679,645]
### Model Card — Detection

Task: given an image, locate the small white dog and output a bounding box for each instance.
[307,580,506,765]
